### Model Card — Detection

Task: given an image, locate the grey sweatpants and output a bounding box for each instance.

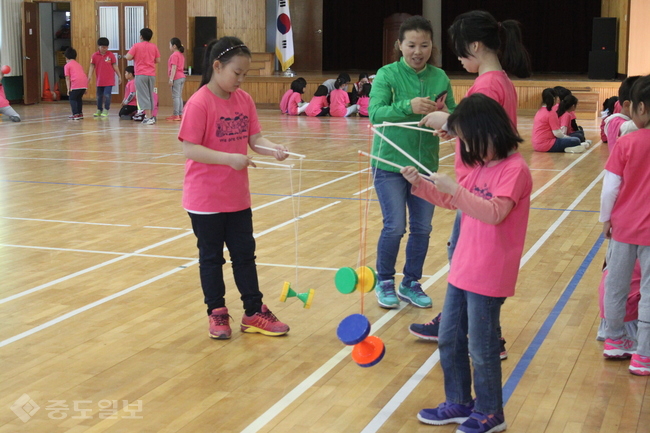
[604,239,650,355]
[172,77,185,116]
[135,75,155,111]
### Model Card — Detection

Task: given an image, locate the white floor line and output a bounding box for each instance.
[0,244,194,261]
[241,150,604,433]
[1,216,130,227]
[0,127,125,147]
[0,199,340,347]
[359,169,606,433]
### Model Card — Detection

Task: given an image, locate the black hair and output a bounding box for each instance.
[396,15,437,65]
[314,85,328,97]
[359,83,372,97]
[553,86,571,101]
[602,96,618,114]
[619,75,641,102]
[64,47,77,60]
[448,10,531,78]
[557,94,578,117]
[170,37,185,54]
[334,77,348,89]
[447,93,522,167]
[125,65,135,75]
[337,73,350,83]
[140,28,153,41]
[200,36,252,87]
[541,88,557,111]
[97,37,109,47]
[290,79,306,94]
[358,72,370,81]
[630,75,650,121]
[297,77,307,85]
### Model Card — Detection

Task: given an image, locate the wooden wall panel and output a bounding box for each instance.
[600,0,630,75]
[627,0,650,75]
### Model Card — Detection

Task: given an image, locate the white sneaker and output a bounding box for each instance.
[564,145,585,154]
[582,140,592,149]
[142,117,156,125]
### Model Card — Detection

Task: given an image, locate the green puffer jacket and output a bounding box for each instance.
[369,57,456,174]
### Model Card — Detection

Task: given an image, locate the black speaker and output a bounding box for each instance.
[588,50,617,80]
[592,17,617,51]
[193,46,205,75]
[195,17,217,48]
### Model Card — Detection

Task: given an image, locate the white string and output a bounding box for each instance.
[287,157,304,288]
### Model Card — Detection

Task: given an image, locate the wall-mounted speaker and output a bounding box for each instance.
[588,50,617,80]
[592,17,617,51]
[193,46,206,75]
[195,16,217,49]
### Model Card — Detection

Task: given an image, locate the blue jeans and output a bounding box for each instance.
[96,86,113,110]
[438,283,505,414]
[373,168,434,285]
[447,210,462,262]
[548,136,581,152]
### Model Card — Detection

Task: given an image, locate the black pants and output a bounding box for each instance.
[189,209,263,315]
[119,105,137,119]
[69,89,86,115]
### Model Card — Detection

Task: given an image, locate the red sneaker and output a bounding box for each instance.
[241,305,289,336]
[165,115,181,121]
[209,307,231,339]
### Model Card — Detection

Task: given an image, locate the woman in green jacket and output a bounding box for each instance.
[369,15,456,309]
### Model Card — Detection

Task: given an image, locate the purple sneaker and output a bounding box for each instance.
[409,312,441,341]
[417,401,474,425]
[457,411,506,433]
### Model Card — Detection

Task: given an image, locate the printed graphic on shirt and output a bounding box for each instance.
[216,112,249,139]
[472,183,493,200]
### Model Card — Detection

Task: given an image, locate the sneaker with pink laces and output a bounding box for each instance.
[209,307,232,339]
[603,337,636,359]
[241,305,289,336]
[629,354,650,376]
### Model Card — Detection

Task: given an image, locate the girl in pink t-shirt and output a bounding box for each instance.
[0,68,21,122]
[531,88,586,153]
[167,38,186,121]
[287,79,309,115]
[64,47,88,120]
[604,75,642,151]
[357,83,371,117]
[405,94,531,430]
[280,77,306,114]
[178,36,290,340]
[305,85,330,117]
[599,75,650,375]
[557,94,588,144]
[329,77,358,117]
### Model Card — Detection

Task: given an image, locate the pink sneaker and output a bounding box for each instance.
[241,305,289,336]
[629,354,650,376]
[603,338,636,359]
[209,307,231,339]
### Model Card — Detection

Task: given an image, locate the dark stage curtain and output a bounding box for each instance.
[322,0,422,72]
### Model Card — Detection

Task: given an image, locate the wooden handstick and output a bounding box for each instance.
[255,145,306,159]
[369,127,434,175]
[253,160,294,168]
[373,121,436,134]
[358,151,430,179]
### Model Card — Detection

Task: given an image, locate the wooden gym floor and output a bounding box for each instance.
[0,103,648,433]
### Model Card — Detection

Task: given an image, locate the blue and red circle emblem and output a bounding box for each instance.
[277,13,291,34]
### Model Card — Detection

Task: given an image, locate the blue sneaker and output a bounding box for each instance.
[456,411,506,433]
[398,281,432,308]
[375,279,399,309]
[417,401,474,425]
[409,312,441,341]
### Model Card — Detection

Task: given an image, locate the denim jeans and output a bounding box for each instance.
[188,209,264,315]
[96,86,113,110]
[438,282,505,414]
[373,168,434,285]
[548,136,581,152]
[447,210,462,262]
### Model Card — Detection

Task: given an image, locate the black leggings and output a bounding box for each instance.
[69,89,86,115]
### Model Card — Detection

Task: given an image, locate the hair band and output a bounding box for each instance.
[216,44,247,60]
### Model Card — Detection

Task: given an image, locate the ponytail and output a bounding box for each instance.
[448,10,531,78]
[541,88,557,111]
[334,77,347,89]
[200,36,251,88]
[557,94,578,117]
[170,37,185,53]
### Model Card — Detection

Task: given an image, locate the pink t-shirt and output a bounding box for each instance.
[124,79,137,106]
[280,89,292,114]
[287,92,303,116]
[329,89,350,117]
[90,51,117,87]
[605,114,629,151]
[168,51,185,80]
[605,129,650,245]
[455,71,518,182]
[178,86,261,213]
[64,60,88,90]
[0,85,9,108]
[531,107,560,151]
[305,95,328,117]
[357,96,369,116]
[127,41,160,76]
[414,152,532,297]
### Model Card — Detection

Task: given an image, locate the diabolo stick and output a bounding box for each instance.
[369,127,434,175]
[373,121,435,134]
[358,151,430,179]
[255,144,306,159]
[252,160,294,168]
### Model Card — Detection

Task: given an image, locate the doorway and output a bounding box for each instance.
[38,2,70,101]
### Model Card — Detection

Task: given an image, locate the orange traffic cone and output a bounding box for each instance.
[42,72,53,101]
[53,80,61,101]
